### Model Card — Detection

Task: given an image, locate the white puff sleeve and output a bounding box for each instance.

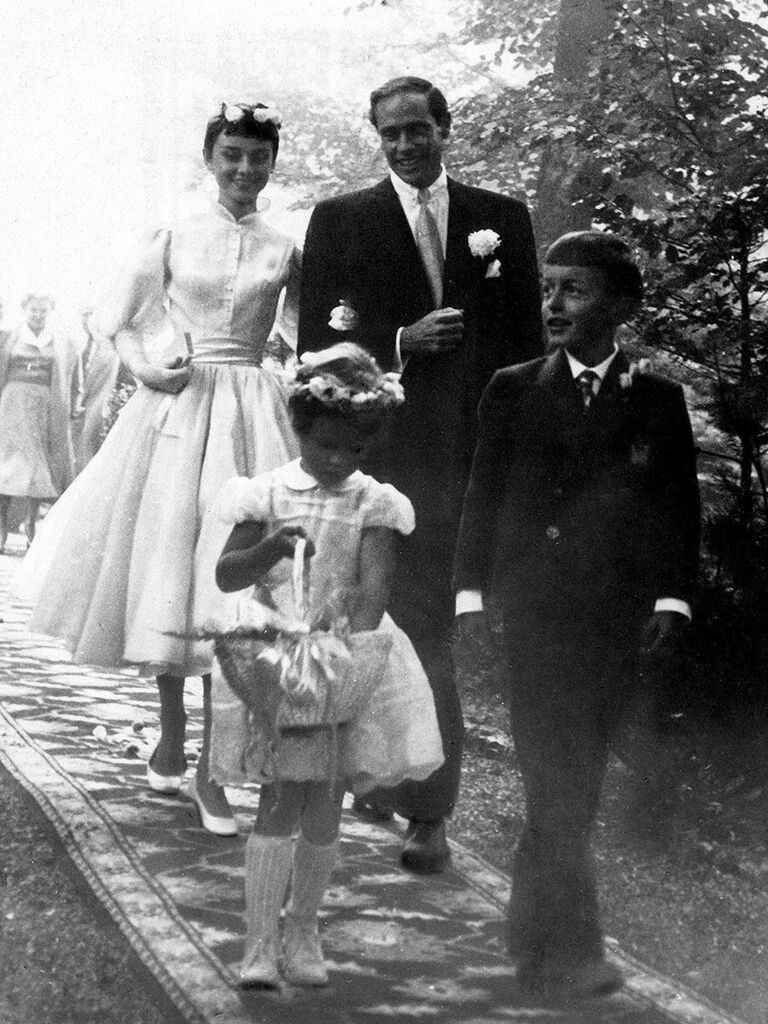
[362,480,415,536]
[91,227,171,342]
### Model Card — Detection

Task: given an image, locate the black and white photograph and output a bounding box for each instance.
[0,1,767,1021]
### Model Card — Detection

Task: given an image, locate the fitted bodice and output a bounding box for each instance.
[95,198,301,365]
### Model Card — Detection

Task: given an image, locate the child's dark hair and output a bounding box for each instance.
[203,103,281,161]
[288,343,404,436]
[544,231,643,301]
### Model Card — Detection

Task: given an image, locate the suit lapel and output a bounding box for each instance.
[586,350,632,443]
[444,180,474,305]
[369,179,431,304]
[538,347,585,435]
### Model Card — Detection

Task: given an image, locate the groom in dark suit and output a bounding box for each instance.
[298,76,542,872]
[455,232,700,1001]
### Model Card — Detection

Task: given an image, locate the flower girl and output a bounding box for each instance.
[211,343,443,988]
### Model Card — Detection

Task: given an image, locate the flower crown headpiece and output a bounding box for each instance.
[220,102,282,128]
[290,351,405,411]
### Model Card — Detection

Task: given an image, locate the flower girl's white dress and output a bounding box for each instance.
[208,460,445,794]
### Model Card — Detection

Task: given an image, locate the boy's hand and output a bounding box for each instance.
[639,610,688,658]
[263,526,315,562]
[456,610,492,649]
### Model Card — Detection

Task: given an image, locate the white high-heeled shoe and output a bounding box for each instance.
[187,775,238,837]
[146,749,185,794]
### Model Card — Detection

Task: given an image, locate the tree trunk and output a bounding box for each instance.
[534,0,614,247]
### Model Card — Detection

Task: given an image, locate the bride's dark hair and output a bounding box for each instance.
[203,103,281,161]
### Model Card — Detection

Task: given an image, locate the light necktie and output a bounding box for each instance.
[416,187,444,309]
[577,369,599,410]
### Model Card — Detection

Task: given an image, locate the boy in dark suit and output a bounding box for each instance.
[454,231,700,1001]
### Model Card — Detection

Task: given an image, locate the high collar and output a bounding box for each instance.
[208,194,264,225]
[284,459,364,492]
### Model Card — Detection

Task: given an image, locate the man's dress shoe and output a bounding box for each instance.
[400,819,450,873]
[516,958,624,1002]
[351,797,394,823]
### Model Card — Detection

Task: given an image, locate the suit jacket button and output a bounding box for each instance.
[546,525,560,540]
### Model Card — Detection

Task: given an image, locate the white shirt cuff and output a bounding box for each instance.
[456,589,483,615]
[654,597,692,620]
[394,327,406,373]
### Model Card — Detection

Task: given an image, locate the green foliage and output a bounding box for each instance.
[451,0,768,529]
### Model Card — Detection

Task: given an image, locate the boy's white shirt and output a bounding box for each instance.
[455,345,691,620]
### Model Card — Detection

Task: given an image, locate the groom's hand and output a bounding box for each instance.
[401,308,464,355]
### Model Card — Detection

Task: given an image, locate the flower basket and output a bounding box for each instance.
[212,539,392,729]
[213,628,392,728]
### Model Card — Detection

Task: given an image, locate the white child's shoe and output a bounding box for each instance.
[239,934,281,988]
[282,913,329,986]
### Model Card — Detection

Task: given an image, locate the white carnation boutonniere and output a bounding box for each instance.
[328,299,359,332]
[619,358,654,391]
[468,229,502,279]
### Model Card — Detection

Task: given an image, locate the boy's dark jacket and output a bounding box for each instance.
[454,346,701,647]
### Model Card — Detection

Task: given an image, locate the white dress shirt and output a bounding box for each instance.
[456,345,692,620]
[390,167,449,369]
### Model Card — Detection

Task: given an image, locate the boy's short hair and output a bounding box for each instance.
[544,231,643,301]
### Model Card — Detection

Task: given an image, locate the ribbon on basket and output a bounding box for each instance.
[257,537,352,709]
[206,537,393,789]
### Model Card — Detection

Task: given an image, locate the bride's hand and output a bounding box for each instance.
[135,354,192,393]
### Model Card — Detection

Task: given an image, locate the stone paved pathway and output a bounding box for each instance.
[0,543,748,1024]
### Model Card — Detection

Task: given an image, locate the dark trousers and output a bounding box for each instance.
[367,524,465,822]
[504,638,627,967]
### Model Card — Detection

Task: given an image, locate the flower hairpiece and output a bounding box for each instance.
[291,359,405,410]
[221,103,282,128]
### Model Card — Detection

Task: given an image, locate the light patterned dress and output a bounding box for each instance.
[20,197,301,675]
[0,325,81,498]
[208,460,445,794]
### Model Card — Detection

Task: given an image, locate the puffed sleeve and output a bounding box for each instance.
[362,480,415,535]
[269,244,301,354]
[214,474,272,525]
[91,228,171,341]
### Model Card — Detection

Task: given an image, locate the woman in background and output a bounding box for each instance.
[0,294,81,551]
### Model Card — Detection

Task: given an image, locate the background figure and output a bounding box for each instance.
[0,294,81,551]
[455,231,700,1001]
[72,307,122,474]
[298,75,542,872]
[20,104,301,836]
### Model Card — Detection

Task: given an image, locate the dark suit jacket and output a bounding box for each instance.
[298,176,543,527]
[454,347,701,653]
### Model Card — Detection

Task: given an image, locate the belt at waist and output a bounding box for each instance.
[182,336,263,366]
[6,357,52,386]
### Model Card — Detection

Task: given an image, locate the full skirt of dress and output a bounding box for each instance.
[19,363,299,675]
[209,612,445,794]
[0,382,58,498]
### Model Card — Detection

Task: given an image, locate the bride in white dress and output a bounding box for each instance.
[20,103,301,835]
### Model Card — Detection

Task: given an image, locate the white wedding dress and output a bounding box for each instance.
[20,197,301,677]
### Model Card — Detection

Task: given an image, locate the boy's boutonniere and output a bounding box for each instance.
[468,229,502,279]
[328,298,359,332]
[619,358,653,390]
